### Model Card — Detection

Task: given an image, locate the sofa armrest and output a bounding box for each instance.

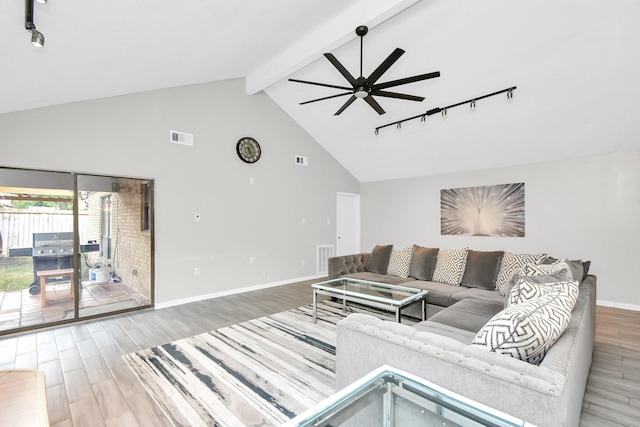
[328,253,370,279]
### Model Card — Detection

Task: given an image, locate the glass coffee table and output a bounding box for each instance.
[284,365,531,427]
[312,277,427,323]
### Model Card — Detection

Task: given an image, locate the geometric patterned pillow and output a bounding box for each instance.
[524,261,571,279]
[508,277,579,307]
[387,246,414,278]
[472,291,575,365]
[495,252,546,296]
[432,247,468,286]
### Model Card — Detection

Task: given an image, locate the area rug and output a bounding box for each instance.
[123,301,401,426]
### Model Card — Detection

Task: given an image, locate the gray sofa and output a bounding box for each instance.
[329,247,596,427]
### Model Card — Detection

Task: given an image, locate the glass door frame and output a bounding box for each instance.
[0,166,155,336]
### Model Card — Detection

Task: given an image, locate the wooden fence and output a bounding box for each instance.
[0,210,88,256]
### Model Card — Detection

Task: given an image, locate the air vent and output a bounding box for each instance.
[295,155,308,166]
[317,245,334,275]
[170,130,193,147]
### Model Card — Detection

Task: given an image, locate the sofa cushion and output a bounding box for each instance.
[409,245,439,281]
[460,250,504,290]
[344,272,415,286]
[364,244,393,275]
[387,246,413,278]
[427,298,504,334]
[495,252,546,296]
[450,287,505,305]
[410,280,467,307]
[472,290,577,365]
[432,247,468,286]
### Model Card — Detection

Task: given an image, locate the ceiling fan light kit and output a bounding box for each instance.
[289,25,441,116]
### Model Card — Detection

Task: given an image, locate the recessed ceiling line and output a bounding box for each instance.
[374,86,517,134]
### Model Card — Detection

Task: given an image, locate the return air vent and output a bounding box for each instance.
[170,130,193,147]
[317,244,334,275]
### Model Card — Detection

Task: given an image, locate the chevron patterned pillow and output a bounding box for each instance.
[495,252,546,296]
[387,246,414,277]
[432,247,468,286]
[473,290,577,365]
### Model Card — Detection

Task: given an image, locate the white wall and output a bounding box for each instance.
[361,151,640,309]
[0,78,360,305]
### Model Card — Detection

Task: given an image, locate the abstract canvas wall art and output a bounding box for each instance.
[441,183,525,237]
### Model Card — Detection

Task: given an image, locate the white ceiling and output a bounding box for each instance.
[2,0,640,182]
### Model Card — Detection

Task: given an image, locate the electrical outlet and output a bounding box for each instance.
[249,256,255,264]
[301,217,306,224]
[301,260,305,267]
[194,267,200,276]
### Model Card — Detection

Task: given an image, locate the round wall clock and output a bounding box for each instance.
[236,137,261,164]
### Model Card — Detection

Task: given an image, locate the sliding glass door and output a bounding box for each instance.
[0,167,154,335]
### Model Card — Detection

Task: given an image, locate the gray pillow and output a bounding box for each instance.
[461,250,504,290]
[541,256,590,282]
[364,244,393,274]
[409,245,439,280]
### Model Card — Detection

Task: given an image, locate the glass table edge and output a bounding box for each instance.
[282,364,532,427]
[312,278,428,305]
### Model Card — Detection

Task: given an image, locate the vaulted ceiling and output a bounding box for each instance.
[2,0,639,182]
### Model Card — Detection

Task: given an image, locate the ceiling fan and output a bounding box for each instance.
[289,25,440,116]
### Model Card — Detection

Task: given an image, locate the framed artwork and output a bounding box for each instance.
[441,183,525,237]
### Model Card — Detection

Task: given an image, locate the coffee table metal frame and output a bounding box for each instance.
[312,277,428,324]
[284,365,531,427]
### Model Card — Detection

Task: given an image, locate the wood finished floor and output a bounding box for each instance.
[0,280,638,426]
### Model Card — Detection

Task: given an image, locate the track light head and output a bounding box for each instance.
[470,100,476,110]
[36,0,47,3]
[31,28,45,47]
[441,108,447,116]
[420,115,426,123]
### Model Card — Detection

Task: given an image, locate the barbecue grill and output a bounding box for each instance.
[8,232,99,295]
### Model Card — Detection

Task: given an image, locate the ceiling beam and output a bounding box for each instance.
[245,0,421,95]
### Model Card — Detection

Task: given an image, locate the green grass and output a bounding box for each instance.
[0,261,33,292]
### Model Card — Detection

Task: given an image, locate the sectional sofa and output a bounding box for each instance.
[329,244,596,427]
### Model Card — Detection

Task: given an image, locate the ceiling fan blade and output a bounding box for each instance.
[371,90,424,102]
[288,78,352,91]
[364,95,386,115]
[366,48,405,85]
[299,92,353,105]
[334,95,357,115]
[324,53,358,87]
[372,71,441,90]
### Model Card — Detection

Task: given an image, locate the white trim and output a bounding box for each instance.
[597,300,640,312]
[154,274,325,309]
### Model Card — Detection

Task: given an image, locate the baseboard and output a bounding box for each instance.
[154,274,325,310]
[597,299,640,312]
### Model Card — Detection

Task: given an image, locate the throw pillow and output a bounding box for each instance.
[432,247,469,286]
[364,245,393,275]
[523,261,569,278]
[472,291,576,365]
[387,246,414,278]
[495,252,546,296]
[409,245,439,280]
[508,277,579,307]
[504,270,572,307]
[460,250,504,290]
[541,256,590,281]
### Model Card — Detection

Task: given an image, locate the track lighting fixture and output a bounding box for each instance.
[374,86,517,135]
[25,0,45,48]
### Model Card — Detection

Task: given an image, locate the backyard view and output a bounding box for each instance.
[1,168,154,334]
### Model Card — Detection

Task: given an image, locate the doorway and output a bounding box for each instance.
[336,192,360,255]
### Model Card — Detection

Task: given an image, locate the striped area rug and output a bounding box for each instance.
[123,301,401,426]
